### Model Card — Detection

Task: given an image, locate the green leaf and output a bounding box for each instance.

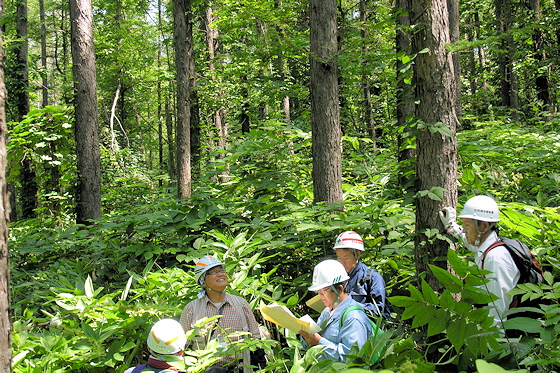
[412,304,436,328]
[428,264,463,293]
[427,308,449,336]
[401,301,425,321]
[388,295,416,307]
[408,283,425,302]
[503,317,543,334]
[475,359,527,373]
[421,279,439,305]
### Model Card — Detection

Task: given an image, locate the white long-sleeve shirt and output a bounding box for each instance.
[468,231,520,329]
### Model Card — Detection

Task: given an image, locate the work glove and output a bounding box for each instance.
[439,207,462,235]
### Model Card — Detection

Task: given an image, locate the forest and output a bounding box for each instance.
[1,0,560,371]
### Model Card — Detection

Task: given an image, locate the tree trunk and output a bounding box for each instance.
[310,0,343,204]
[529,0,550,112]
[40,0,48,107]
[360,0,376,145]
[494,0,519,121]
[70,0,102,224]
[205,6,229,183]
[172,0,192,198]
[13,0,37,219]
[396,0,416,187]
[411,0,459,292]
[0,2,13,369]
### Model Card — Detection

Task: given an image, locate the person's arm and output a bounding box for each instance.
[241,300,262,339]
[483,247,519,327]
[364,270,387,316]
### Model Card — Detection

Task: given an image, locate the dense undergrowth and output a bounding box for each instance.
[9,120,560,372]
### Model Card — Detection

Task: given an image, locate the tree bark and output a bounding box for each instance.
[309,0,343,204]
[13,0,37,219]
[411,0,459,291]
[172,0,192,198]
[529,0,550,112]
[0,0,13,370]
[360,0,376,144]
[205,6,229,183]
[396,0,416,185]
[40,0,48,107]
[70,0,102,224]
[494,0,519,121]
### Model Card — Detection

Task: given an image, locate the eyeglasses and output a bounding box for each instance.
[206,267,226,276]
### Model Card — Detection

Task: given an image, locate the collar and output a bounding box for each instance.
[202,292,231,308]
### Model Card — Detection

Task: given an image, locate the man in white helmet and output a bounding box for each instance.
[333,231,389,319]
[124,318,189,373]
[298,259,377,363]
[439,195,520,331]
[179,255,264,372]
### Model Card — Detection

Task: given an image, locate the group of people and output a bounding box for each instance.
[125,194,527,372]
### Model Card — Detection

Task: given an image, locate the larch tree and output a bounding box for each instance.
[172,0,193,199]
[410,0,459,291]
[309,0,343,204]
[0,0,12,369]
[69,0,102,224]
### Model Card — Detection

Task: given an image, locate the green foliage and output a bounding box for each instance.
[9,121,560,372]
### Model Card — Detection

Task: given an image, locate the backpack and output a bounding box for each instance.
[482,237,545,308]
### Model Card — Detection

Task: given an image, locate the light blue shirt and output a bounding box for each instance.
[315,296,373,362]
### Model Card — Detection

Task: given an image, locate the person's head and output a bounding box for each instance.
[194,255,229,293]
[309,259,350,309]
[147,319,187,356]
[458,195,500,246]
[333,231,364,273]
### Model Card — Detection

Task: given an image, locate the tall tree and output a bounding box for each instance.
[411,0,459,291]
[309,0,343,204]
[69,0,101,224]
[395,0,416,188]
[0,0,12,369]
[494,0,519,121]
[12,0,37,219]
[172,0,193,198]
[529,0,550,112]
[205,5,229,183]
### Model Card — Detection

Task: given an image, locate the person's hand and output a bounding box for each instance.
[298,330,321,346]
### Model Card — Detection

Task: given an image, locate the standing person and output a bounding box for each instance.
[180,255,264,373]
[439,195,520,332]
[298,259,376,363]
[124,318,188,373]
[333,231,390,319]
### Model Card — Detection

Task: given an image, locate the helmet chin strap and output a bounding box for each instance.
[330,285,342,309]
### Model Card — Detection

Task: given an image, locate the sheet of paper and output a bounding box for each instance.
[259,302,321,334]
[306,294,326,313]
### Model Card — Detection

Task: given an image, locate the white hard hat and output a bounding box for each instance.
[458,195,500,222]
[147,319,187,355]
[309,259,350,291]
[194,255,224,285]
[333,231,365,251]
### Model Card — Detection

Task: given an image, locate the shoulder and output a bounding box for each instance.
[484,244,517,268]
